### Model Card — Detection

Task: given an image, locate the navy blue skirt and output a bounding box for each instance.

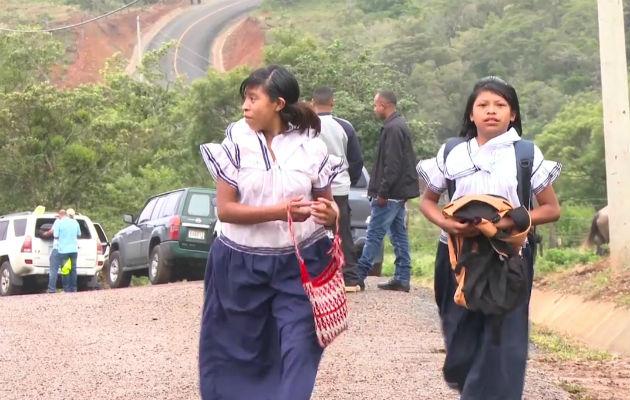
[434,241,535,400]
[199,235,332,400]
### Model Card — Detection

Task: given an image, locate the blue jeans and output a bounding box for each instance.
[54,252,78,292]
[357,200,411,283]
[47,249,59,293]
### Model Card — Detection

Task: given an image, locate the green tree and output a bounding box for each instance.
[0,31,62,93]
[535,95,606,208]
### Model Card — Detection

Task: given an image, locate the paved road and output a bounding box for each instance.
[146,0,262,82]
[0,279,570,399]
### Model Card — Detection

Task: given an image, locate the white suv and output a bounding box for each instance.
[0,211,106,296]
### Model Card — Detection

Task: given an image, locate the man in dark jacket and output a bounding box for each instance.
[357,91,420,292]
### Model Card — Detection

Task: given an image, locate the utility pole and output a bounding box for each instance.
[136,15,142,62]
[597,0,630,269]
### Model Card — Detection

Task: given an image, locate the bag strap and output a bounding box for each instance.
[514,140,535,210]
[286,202,340,284]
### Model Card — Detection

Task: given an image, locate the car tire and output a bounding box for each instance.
[148,244,171,285]
[0,261,21,296]
[105,251,131,288]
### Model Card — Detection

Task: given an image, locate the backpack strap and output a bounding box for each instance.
[514,140,535,210]
[443,137,467,200]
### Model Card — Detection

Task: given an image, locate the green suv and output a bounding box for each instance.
[106,188,217,288]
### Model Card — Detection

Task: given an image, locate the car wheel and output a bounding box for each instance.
[148,245,171,285]
[105,251,131,288]
[0,261,21,296]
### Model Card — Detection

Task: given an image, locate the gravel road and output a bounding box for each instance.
[0,279,570,399]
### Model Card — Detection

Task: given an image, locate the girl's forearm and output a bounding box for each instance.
[217,202,284,224]
[420,196,447,230]
[529,204,560,226]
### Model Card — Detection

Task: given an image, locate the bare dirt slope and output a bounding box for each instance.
[53,1,188,87]
[220,16,264,71]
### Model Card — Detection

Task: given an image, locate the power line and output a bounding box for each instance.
[0,0,140,33]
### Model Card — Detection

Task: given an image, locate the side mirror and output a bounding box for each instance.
[123,214,134,225]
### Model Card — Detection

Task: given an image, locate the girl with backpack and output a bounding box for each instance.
[417,76,561,399]
[198,65,340,400]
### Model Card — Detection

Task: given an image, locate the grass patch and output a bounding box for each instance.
[530,325,611,362]
[618,293,630,307]
[0,0,78,26]
[535,248,600,278]
[131,275,150,286]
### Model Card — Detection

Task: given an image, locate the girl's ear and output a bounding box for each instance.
[275,97,286,112]
[510,111,516,122]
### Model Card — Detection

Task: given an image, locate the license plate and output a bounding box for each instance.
[188,229,205,240]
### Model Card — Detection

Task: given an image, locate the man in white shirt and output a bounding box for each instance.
[312,87,364,292]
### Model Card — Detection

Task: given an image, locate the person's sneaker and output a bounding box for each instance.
[357,279,365,291]
[377,279,410,292]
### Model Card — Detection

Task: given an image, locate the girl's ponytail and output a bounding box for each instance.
[280,101,321,134]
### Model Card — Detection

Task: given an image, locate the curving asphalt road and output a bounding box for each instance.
[146,0,262,82]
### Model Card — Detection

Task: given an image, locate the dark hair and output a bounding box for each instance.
[312,86,334,106]
[377,90,397,106]
[459,76,522,138]
[239,65,320,134]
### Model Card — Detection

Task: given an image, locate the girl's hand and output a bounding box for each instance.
[441,218,479,237]
[282,196,312,222]
[310,197,339,227]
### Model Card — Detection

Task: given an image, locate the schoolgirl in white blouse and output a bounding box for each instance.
[198,65,340,400]
[417,76,561,399]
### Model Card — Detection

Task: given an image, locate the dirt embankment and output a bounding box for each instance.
[53,1,188,87]
[219,16,264,71]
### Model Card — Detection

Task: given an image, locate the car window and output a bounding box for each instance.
[186,193,213,217]
[76,219,92,239]
[93,223,108,243]
[0,221,8,241]
[150,196,167,220]
[137,198,158,224]
[160,191,183,218]
[13,218,27,237]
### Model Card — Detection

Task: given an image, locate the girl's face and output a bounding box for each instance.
[242,85,285,133]
[470,90,515,138]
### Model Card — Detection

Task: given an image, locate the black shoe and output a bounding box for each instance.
[377,279,410,292]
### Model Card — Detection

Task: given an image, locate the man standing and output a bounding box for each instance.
[312,87,364,292]
[43,209,65,293]
[357,91,420,291]
[53,208,81,292]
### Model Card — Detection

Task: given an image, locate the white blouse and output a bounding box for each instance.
[417,128,562,242]
[200,118,342,254]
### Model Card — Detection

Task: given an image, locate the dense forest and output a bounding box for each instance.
[0,0,625,237]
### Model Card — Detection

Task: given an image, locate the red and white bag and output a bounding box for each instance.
[287,205,348,348]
